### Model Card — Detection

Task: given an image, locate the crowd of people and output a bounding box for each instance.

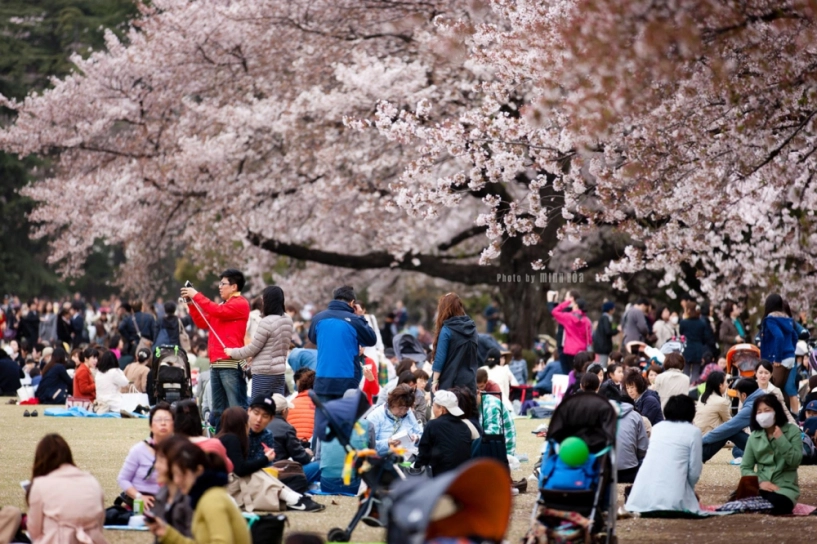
[3,274,816,542]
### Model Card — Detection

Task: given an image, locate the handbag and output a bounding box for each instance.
[228,471,284,513]
[66,396,93,410]
[178,318,191,352]
[249,514,287,544]
[478,392,510,469]
[131,314,153,354]
[272,460,309,494]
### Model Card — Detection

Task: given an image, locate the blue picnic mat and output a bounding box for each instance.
[44,406,147,418]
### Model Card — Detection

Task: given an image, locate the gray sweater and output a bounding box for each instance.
[616,402,648,471]
[232,314,293,376]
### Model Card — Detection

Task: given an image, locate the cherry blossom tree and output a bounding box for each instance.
[375,0,817,314]
[3,0,812,347]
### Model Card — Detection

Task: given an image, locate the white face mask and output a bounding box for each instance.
[755,411,776,429]
[669,316,679,325]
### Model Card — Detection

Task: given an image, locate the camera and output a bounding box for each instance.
[184,281,193,288]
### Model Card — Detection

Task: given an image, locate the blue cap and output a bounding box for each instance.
[805,400,817,412]
[602,301,615,313]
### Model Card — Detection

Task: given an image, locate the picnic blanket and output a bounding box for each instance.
[701,501,816,516]
[44,407,147,419]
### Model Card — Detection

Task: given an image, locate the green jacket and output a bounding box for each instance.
[741,422,802,503]
[161,486,250,544]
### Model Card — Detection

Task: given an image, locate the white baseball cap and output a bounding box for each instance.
[433,390,464,417]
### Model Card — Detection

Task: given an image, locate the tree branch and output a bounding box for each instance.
[247,231,500,285]
[437,225,487,251]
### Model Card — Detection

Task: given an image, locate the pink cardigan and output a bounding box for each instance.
[551,300,593,356]
[28,464,107,544]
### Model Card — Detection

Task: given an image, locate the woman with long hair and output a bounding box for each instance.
[430,293,478,394]
[754,360,796,425]
[146,439,250,544]
[760,294,799,411]
[693,371,731,435]
[94,350,129,414]
[216,406,276,477]
[27,434,107,543]
[225,286,293,397]
[35,347,73,404]
[678,300,711,384]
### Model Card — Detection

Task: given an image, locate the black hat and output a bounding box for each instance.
[485,347,501,367]
[384,347,396,358]
[249,394,275,416]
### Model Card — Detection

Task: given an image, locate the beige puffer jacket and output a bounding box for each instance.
[232,314,294,376]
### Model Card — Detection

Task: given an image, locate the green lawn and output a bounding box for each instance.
[0,405,541,543]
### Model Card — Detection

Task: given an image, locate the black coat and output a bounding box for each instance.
[0,356,22,395]
[415,413,473,476]
[592,313,616,355]
[267,417,312,465]
[218,433,269,478]
[679,317,715,363]
[18,311,40,344]
[36,364,73,404]
[438,316,479,394]
[57,317,73,346]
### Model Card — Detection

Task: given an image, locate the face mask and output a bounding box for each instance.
[755,411,776,429]
[669,316,679,325]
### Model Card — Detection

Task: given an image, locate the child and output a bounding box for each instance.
[803,400,817,440]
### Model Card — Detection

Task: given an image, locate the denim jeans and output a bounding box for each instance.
[702,430,748,463]
[303,462,322,484]
[210,367,247,420]
[533,361,563,394]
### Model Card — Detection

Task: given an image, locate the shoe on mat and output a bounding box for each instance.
[31,410,38,417]
[729,457,742,465]
[289,497,325,512]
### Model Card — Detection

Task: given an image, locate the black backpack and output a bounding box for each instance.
[249,514,287,544]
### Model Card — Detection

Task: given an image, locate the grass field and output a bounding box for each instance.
[2,404,817,543]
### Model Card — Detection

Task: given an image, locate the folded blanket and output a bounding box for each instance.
[703,502,816,515]
[44,407,147,418]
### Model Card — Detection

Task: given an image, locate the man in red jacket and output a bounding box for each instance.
[181,269,250,419]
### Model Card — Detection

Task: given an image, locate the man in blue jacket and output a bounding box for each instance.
[308,286,377,402]
[701,379,762,463]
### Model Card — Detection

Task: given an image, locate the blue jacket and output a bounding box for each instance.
[635,389,664,426]
[36,364,73,404]
[760,315,797,364]
[320,419,373,479]
[247,428,275,465]
[365,404,423,455]
[288,348,317,372]
[308,301,377,397]
[703,388,765,445]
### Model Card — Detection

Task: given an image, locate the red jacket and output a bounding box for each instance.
[188,293,250,362]
[73,363,96,401]
[361,357,379,404]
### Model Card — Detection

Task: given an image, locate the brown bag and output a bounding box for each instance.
[734,475,760,500]
[178,318,191,352]
[228,470,284,513]
[272,460,309,494]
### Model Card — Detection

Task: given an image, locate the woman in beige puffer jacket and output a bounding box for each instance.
[226,286,293,397]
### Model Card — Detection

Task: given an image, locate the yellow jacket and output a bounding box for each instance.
[161,486,249,544]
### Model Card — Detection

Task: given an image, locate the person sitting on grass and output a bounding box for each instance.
[288,369,316,445]
[693,371,731,436]
[701,378,763,463]
[580,372,600,393]
[366,385,422,456]
[414,390,478,476]
[146,439,251,544]
[267,394,320,483]
[94,350,129,414]
[27,434,106,543]
[153,436,193,538]
[651,353,689,410]
[740,393,802,515]
[172,399,234,473]
[624,371,663,426]
[625,395,703,515]
[117,402,174,511]
[36,347,73,405]
[72,347,98,402]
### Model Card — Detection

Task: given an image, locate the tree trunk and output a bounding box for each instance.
[497,274,549,349]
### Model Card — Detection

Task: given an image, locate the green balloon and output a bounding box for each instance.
[559,437,589,467]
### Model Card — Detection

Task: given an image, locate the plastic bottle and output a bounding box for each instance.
[133,494,144,515]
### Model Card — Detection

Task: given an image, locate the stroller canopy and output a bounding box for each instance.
[547,393,617,454]
[387,459,512,544]
[393,333,427,364]
[310,390,371,445]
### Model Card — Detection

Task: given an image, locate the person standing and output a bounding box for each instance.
[308,286,377,402]
[592,301,617,366]
[154,301,183,348]
[69,302,86,348]
[550,293,593,376]
[679,301,711,384]
[621,298,650,347]
[182,269,251,417]
[430,293,479,394]
[760,294,798,404]
[719,301,746,353]
[483,299,500,334]
[226,286,293,398]
[652,305,677,348]
[380,312,397,351]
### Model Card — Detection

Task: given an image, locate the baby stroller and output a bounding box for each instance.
[725,343,760,379]
[385,458,512,544]
[393,333,427,364]
[309,390,407,542]
[152,345,193,403]
[529,393,618,543]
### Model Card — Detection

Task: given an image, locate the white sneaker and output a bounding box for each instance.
[729,457,742,465]
[511,487,520,496]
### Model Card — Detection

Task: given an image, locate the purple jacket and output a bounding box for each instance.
[117,441,160,496]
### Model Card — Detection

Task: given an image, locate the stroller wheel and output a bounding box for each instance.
[327,528,350,542]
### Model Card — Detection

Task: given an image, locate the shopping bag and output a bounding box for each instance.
[121,392,150,413]
[66,397,94,410]
[17,386,34,402]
